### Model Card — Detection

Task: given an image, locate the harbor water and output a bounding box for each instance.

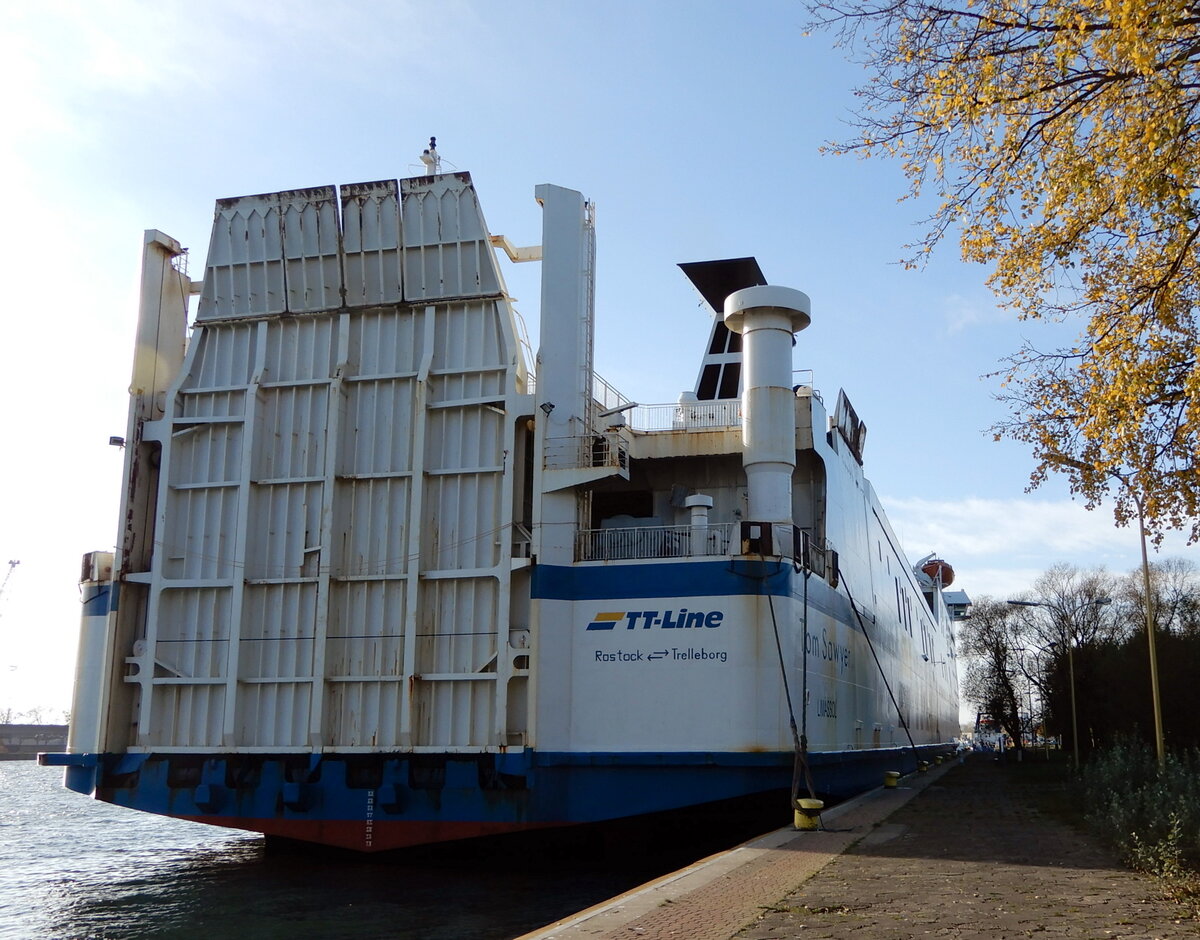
[0,761,782,939]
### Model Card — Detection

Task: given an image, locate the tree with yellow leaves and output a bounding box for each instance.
[810,0,1200,544]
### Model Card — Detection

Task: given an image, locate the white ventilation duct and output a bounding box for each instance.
[723,285,811,528]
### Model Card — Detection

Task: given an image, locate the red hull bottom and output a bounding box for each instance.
[175,813,561,852]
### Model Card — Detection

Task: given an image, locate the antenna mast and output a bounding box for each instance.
[419,136,441,175]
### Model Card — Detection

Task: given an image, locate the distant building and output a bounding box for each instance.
[0,724,68,759]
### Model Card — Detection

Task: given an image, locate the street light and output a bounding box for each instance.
[1125,476,1166,769]
[1012,646,1043,755]
[1040,453,1166,768]
[1024,645,1056,760]
[1008,598,1110,772]
[1026,683,1035,750]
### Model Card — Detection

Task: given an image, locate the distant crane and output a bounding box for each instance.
[0,560,19,610]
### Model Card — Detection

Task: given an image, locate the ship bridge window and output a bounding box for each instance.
[707,322,742,355]
[697,361,741,400]
[718,362,740,399]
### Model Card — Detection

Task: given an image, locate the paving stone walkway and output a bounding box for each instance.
[523,755,1198,940]
[738,757,1196,940]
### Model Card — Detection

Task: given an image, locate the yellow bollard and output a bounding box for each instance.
[884,770,901,788]
[918,760,929,773]
[794,798,825,831]
[935,756,943,765]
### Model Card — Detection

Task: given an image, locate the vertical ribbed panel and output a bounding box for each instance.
[401,174,501,301]
[133,173,521,753]
[197,188,342,320]
[197,194,286,320]
[281,187,342,313]
[341,180,403,307]
[412,578,498,747]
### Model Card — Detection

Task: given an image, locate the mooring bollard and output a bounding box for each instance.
[918,760,929,773]
[883,770,901,789]
[794,798,825,831]
[935,755,943,765]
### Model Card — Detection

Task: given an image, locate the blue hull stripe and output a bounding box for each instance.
[533,560,793,601]
[531,560,857,631]
[59,745,951,837]
[81,583,114,616]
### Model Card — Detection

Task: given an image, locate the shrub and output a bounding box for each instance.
[1083,738,1200,876]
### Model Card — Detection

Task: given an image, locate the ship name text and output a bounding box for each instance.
[587,609,724,631]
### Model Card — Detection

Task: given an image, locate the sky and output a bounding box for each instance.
[0,0,1192,721]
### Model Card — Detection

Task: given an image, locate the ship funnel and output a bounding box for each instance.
[723,286,811,536]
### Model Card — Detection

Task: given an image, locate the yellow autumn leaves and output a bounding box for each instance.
[811,0,1200,543]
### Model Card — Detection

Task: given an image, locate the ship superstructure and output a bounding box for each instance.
[45,166,964,851]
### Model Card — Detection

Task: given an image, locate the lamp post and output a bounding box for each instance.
[1129,484,1166,769]
[1025,645,1054,760]
[1025,681,1036,752]
[1058,638,1079,771]
[1040,453,1165,768]
[1008,598,1110,772]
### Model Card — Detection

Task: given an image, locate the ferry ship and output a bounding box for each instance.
[44,149,966,851]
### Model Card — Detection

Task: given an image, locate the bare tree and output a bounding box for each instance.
[1116,558,1200,637]
[1009,564,1119,647]
[960,598,1028,755]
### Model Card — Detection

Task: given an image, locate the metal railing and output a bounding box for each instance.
[799,529,831,580]
[592,373,632,413]
[545,431,629,471]
[575,523,734,562]
[629,399,741,431]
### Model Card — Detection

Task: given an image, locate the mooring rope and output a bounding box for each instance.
[837,562,919,759]
[765,585,819,806]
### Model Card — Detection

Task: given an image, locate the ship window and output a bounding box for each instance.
[709,322,731,355]
[718,362,741,398]
[698,363,720,399]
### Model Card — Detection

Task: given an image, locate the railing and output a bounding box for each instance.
[629,399,741,431]
[545,431,629,471]
[592,373,631,413]
[576,523,734,562]
[800,529,833,581]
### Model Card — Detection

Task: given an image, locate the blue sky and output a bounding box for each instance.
[0,0,1191,717]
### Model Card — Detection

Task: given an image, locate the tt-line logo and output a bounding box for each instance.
[586,609,725,630]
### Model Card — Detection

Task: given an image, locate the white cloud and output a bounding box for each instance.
[884,495,1123,557]
[881,494,1196,601]
[942,292,1005,334]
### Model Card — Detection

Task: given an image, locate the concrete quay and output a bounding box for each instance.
[518,755,1197,940]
